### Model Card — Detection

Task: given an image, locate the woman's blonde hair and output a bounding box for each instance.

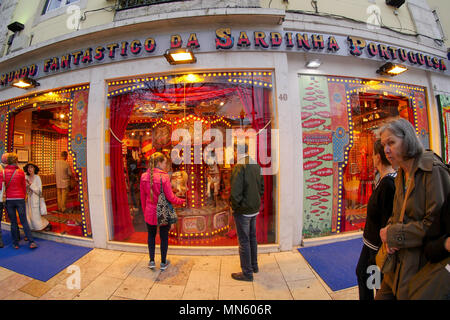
[148,152,167,201]
[7,153,18,165]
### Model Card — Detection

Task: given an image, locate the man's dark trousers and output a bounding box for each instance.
[233,213,258,278]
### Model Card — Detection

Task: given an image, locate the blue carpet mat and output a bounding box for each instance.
[0,230,92,282]
[298,237,363,291]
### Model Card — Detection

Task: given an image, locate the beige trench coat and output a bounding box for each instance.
[383,151,450,299]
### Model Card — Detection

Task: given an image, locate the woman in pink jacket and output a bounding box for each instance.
[140,152,185,271]
[0,153,38,249]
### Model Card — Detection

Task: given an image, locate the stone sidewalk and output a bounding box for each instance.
[0,248,358,300]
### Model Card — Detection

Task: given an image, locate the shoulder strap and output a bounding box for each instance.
[5,169,17,191]
[399,175,413,223]
[160,176,164,193]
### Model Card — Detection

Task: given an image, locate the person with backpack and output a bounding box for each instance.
[140,152,185,271]
[375,118,450,300]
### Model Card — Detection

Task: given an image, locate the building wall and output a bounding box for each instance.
[427,0,450,47]
[0,0,19,57]
[260,0,417,36]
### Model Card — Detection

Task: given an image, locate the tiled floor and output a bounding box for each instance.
[0,248,359,300]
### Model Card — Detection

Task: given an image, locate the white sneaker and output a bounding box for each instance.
[148,261,156,269]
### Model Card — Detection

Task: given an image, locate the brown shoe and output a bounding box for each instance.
[231,272,253,282]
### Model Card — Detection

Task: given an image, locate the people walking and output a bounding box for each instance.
[24,163,51,231]
[375,118,450,300]
[230,143,265,282]
[0,153,38,249]
[140,152,185,271]
[356,139,396,300]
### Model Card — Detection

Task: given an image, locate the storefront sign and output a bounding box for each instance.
[0,29,448,89]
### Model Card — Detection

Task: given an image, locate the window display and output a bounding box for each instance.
[0,86,91,238]
[107,71,276,246]
[300,75,429,238]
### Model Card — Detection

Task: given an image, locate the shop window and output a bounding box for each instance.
[299,75,429,238]
[107,71,276,246]
[0,86,92,238]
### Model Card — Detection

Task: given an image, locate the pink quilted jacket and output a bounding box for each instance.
[140,168,185,225]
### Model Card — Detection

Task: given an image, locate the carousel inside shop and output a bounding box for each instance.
[0,86,92,238]
[107,71,276,246]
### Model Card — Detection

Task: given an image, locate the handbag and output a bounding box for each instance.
[156,176,177,226]
[39,193,47,216]
[408,256,450,300]
[376,242,397,273]
[376,174,413,273]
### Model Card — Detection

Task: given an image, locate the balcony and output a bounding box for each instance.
[117,0,186,11]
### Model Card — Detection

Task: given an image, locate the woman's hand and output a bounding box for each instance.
[380,226,389,243]
[380,226,399,253]
[445,237,450,252]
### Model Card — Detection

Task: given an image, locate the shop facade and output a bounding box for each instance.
[0,9,449,253]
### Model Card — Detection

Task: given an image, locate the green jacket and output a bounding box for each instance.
[230,156,265,215]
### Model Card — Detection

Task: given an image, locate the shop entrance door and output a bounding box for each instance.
[341,92,411,232]
[7,102,83,237]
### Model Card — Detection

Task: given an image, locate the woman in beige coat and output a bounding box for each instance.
[376,118,450,300]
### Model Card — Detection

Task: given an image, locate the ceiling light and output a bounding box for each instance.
[306,59,321,68]
[11,76,40,89]
[164,48,197,65]
[376,62,408,76]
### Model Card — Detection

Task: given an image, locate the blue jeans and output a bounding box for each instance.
[6,199,34,245]
[233,213,258,278]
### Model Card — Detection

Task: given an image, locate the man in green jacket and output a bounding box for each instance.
[230,143,264,281]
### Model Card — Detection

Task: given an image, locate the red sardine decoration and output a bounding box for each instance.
[315,89,324,94]
[302,105,317,110]
[301,112,313,120]
[307,183,330,190]
[306,195,321,200]
[317,153,333,161]
[305,87,314,90]
[313,101,327,107]
[311,209,319,213]
[306,177,321,183]
[306,91,315,95]
[318,191,331,196]
[319,206,328,209]
[312,202,321,206]
[304,96,317,101]
[311,168,333,176]
[319,198,329,202]
[303,147,325,158]
[315,111,331,118]
[302,118,326,128]
[317,95,326,99]
[303,160,323,170]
